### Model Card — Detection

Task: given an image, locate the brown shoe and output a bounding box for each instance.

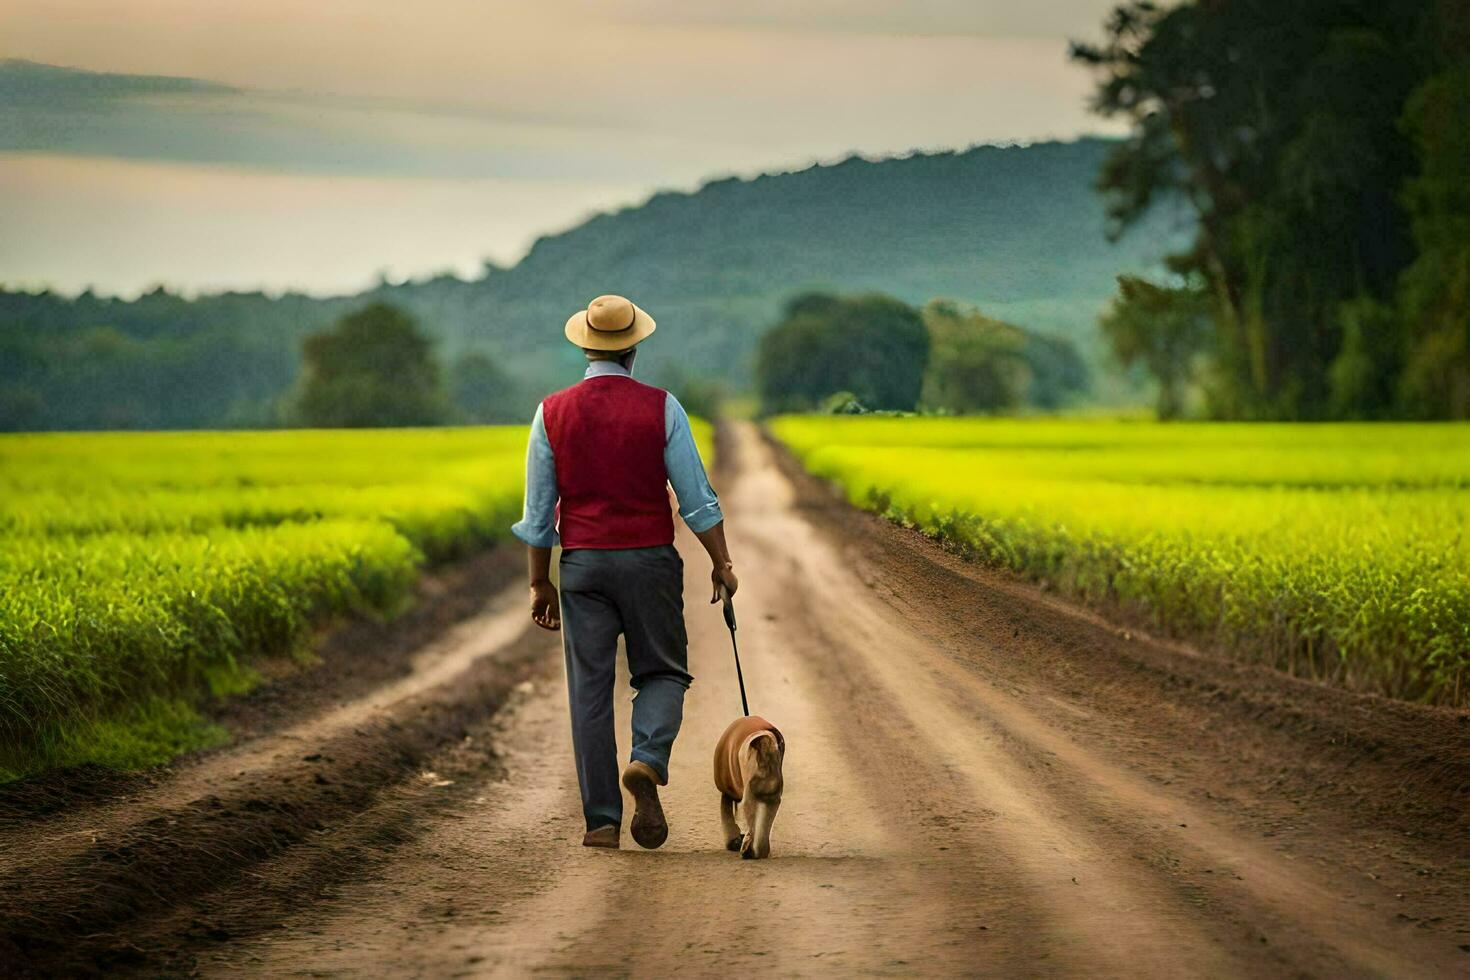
[582,825,620,849]
[621,761,668,850]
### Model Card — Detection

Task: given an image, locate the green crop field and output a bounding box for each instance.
[0,428,529,780]
[771,417,1470,706]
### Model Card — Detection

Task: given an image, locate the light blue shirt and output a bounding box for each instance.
[510,360,723,549]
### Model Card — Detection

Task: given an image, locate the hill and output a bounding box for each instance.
[0,138,1183,429]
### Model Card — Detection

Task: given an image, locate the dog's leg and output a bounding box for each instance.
[719,794,741,851]
[747,796,780,859]
[737,791,759,857]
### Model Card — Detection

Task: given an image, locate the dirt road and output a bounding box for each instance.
[6,422,1468,976]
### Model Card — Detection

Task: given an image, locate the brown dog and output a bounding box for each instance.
[713,715,785,859]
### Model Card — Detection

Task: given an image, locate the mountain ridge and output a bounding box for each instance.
[370,137,1182,378]
[1,137,1183,429]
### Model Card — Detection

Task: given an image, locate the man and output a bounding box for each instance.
[511,294,738,850]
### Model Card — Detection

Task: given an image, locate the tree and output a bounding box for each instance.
[1073,0,1439,419]
[664,371,729,422]
[291,303,447,427]
[1022,332,1091,411]
[920,301,1030,414]
[756,293,929,413]
[919,301,1090,414]
[1396,65,1470,417]
[1099,275,1211,420]
[449,350,526,424]
[1328,297,1403,419]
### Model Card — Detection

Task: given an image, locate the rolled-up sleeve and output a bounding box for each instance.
[664,394,723,532]
[510,404,559,548]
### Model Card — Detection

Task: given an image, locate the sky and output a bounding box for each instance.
[1,1,1123,297]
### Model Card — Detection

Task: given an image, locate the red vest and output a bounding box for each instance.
[541,376,674,550]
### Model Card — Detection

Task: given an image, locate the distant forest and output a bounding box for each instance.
[0,138,1180,431]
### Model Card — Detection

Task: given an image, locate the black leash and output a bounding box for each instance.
[718,585,750,717]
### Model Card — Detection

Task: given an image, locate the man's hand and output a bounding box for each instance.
[530,579,561,631]
[694,521,737,605]
[710,561,738,604]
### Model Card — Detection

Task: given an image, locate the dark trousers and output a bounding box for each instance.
[559,544,692,831]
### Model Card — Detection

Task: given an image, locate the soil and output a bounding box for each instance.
[3,421,1467,977]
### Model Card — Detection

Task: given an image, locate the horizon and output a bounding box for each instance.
[1,0,1122,297]
[3,132,1119,303]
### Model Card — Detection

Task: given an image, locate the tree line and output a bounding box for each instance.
[288,303,543,428]
[755,293,1090,415]
[0,294,534,430]
[1076,0,1470,419]
[300,294,1091,427]
[1,288,1089,430]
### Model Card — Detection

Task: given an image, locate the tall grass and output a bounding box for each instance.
[772,417,1470,705]
[0,428,526,779]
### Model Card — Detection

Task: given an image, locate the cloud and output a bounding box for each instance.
[0,58,672,180]
[570,0,1122,40]
[0,58,237,104]
[1,39,1109,185]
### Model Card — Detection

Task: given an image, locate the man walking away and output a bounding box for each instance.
[511,294,739,850]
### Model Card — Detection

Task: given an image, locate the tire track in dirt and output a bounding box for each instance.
[0,555,530,875]
[736,495,1405,975]
[727,426,1245,978]
[217,546,973,975]
[0,557,560,974]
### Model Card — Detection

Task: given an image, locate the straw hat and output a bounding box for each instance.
[564,294,657,351]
